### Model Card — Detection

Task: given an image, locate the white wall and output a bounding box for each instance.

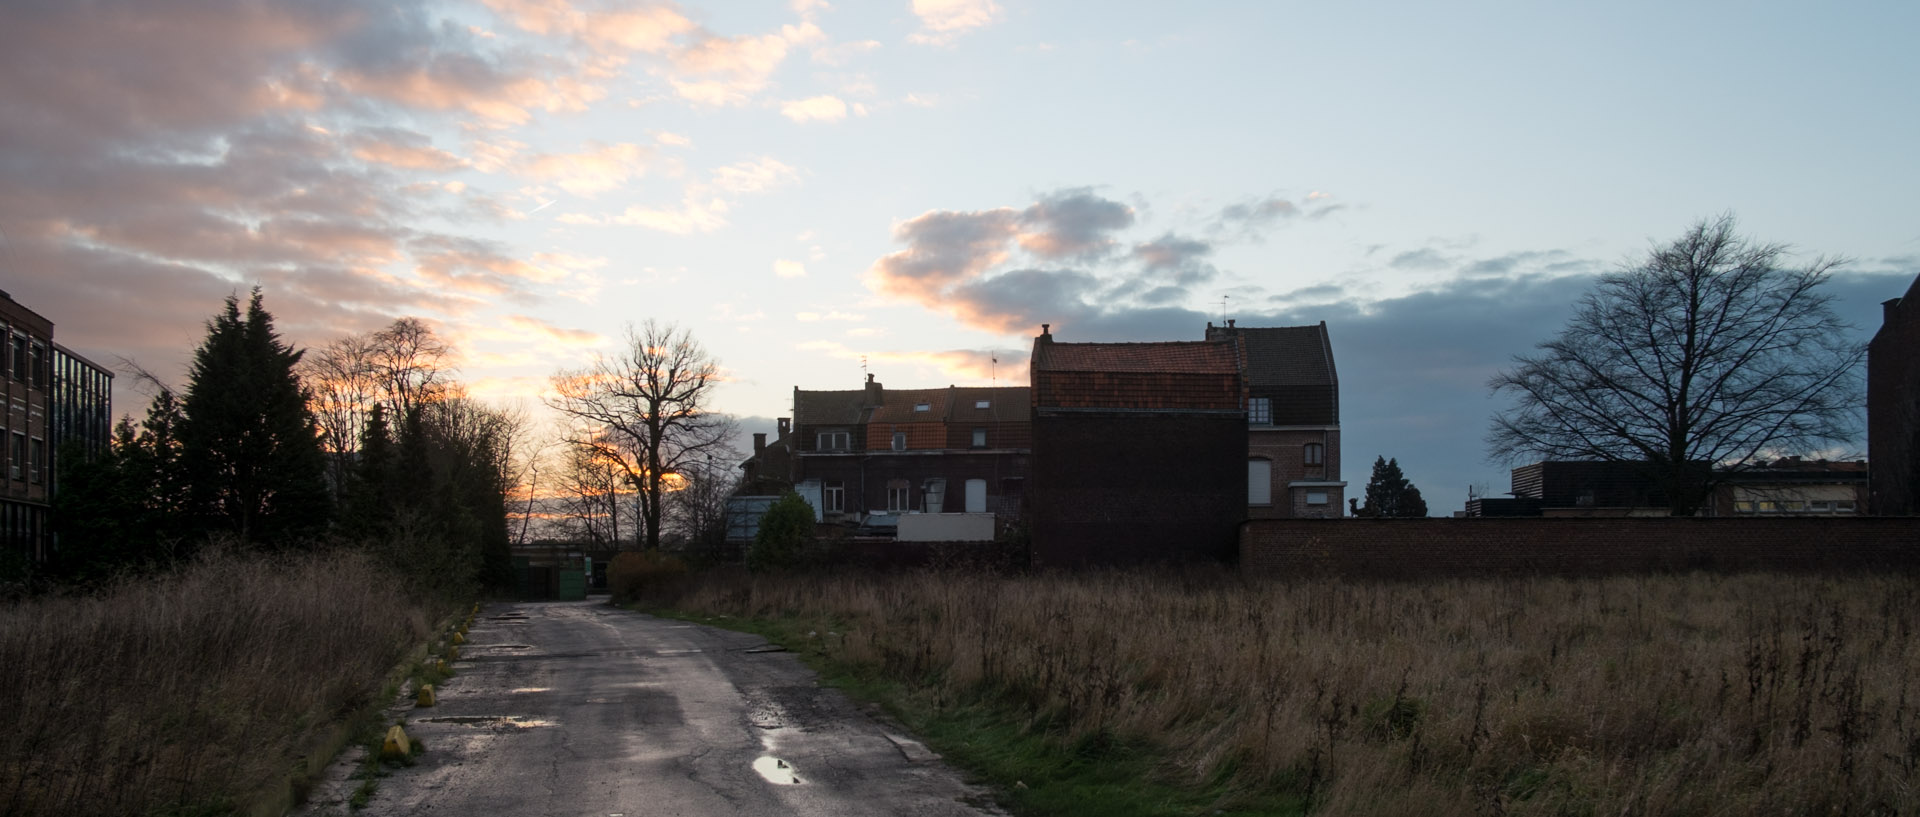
[897,513,995,542]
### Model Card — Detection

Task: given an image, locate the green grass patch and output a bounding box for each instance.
[644,607,1303,817]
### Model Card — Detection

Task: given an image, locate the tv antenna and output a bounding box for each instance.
[1219,294,1232,324]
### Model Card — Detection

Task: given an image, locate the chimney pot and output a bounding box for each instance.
[753,432,766,453]
[776,418,790,439]
[1227,319,1235,328]
[1041,323,1051,336]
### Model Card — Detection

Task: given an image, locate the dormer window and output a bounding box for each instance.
[914,402,931,412]
[1249,397,1272,425]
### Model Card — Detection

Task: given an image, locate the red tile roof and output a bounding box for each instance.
[1033,341,1240,374]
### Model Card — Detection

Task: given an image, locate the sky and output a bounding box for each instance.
[3,0,1917,512]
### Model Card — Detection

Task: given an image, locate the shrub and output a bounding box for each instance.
[607,550,688,602]
[747,491,813,573]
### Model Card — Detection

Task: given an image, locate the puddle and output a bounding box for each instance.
[752,756,803,785]
[476,644,533,650]
[656,649,703,656]
[509,687,550,694]
[417,716,554,729]
[741,645,786,654]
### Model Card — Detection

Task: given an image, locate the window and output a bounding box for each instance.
[886,479,911,511]
[28,439,42,484]
[10,336,23,382]
[1247,459,1271,505]
[1836,500,1857,513]
[1734,500,1756,514]
[892,431,906,451]
[975,400,991,409]
[971,427,987,447]
[1303,442,1323,466]
[913,402,931,412]
[9,433,22,481]
[816,431,849,451]
[1306,490,1329,506]
[1249,397,1272,425]
[28,343,44,388]
[823,481,845,513]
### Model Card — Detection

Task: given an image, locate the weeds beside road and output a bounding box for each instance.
[0,550,436,816]
[647,568,1920,817]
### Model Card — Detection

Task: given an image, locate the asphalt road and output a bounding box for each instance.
[300,600,1004,817]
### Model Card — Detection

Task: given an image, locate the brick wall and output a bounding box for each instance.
[1870,276,1920,515]
[1031,413,1244,566]
[1241,518,1920,578]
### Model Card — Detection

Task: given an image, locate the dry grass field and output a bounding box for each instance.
[0,550,432,816]
[654,568,1920,816]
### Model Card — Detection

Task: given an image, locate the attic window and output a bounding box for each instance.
[975,400,991,409]
[914,402,931,412]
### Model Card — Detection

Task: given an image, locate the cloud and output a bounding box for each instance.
[794,340,1028,383]
[479,0,693,57]
[867,207,1021,300]
[499,314,603,346]
[812,39,882,65]
[670,22,823,106]
[350,128,469,171]
[710,156,801,193]
[410,235,563,295]
[774,259,808,278]
[515,141,654,195]
[909,0,1003,45]
[565,197,731,234]
[795,310,864,321]
[780,95,850,122]
[1390,248,1453,270]
[1017,189,1135,260]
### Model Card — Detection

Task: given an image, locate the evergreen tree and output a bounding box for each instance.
[1357,456,1428,518]
[748,492,814,572]
[176,289,331,547]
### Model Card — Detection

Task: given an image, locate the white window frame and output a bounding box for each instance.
[1306,490,1328,506]
[817,431,849,451]
[1248,397,1272,425]
[1303,442,1323,466]
[823,481,845,513]
[974,400,991,409]
[892,431,906,451]
[913,402,931,412]
[971,427,987,447]
[886,480,910,511]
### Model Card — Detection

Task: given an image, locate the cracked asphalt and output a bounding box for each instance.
[300,600,1005,817]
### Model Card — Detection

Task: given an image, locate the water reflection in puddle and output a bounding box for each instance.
[752,756,802,785]
[417,716,554,729]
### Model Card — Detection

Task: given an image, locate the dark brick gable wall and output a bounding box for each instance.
[1870,278,1920,515]
[1031,413,1245,566]
[1240,518,1920,578]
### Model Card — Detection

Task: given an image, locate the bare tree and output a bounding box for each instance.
[664,449,741,556]
[1488,216,1864,515]
[371,317,452,420]
[546,321,737,550]
[549,441,629,547]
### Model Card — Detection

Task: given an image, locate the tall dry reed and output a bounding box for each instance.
[658,568,1920,816]
[0,549,431,816]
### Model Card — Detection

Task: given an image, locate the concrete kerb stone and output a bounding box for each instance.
[381,725,412,761]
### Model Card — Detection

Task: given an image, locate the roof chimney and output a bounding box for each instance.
[776,418,790,440]
[1227,319,1235,328]
[1886,298,1904,325]
[753,432,766,454]
[1041,323,1051,337]
[865,374,882,404]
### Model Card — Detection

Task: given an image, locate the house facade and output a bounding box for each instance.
[1,290,112,566]
[1028,325,1246,566]
[1205,320,1344,518]
[743,375,1032,530]
[1870,273,1920,515]
[1709,457,1867,516]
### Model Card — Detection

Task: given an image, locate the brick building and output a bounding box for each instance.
[1,290,112,566]
[748,376,1032,527]
[1028,324,1245,566]
[1205,320,1344,518]
[1869,273,1920,515]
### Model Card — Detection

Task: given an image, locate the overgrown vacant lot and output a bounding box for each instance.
[654,568,1920,816]
[0,551,431,816]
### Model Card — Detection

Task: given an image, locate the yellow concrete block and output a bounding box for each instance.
[435,659,448,674]
[452,632,465,645]
[381,725,411,760]
[416,684,436,707]
[448,646,459,660]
